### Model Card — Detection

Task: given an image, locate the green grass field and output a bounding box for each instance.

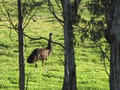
[0,0,110,90]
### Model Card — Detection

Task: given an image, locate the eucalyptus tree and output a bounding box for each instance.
[82,0,120,89]
[46,0,81,89]
[108,0,120,89]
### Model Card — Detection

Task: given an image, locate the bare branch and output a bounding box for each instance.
[103,57,110,77]
[90,30,110,62]
[54,0,62,12]
[74,0,81,12]
[23,1,44,29]
[47,0,64,26]
[92,39,110,76]
[93,40,110,61]
[60,0,65,10]
[9,24,13,41]
[89,29,110,77]
[0,24,11,28]
[1,0,17,30]
[4,26,64,49]
[23,7,39,29]
[23,32,65,49]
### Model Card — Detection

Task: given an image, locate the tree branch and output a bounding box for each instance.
[103,56,110,77]
[92,39,110,77]
[90,30,110,77]
[23,7,39,29]
[60,0,65,10]
[23,32,65,49]
[47,0,64,26]
[1,0,17,30]
[54,0,62,12]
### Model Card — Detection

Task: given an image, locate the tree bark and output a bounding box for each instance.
[18,0,25,90]
[110,42,120,90]
[109,0,120,90]
[62,0,76,90]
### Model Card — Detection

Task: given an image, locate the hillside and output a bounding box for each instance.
[0,0,109,90]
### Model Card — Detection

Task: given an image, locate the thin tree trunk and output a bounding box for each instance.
[18,0,25,90]
[62,0,76,90]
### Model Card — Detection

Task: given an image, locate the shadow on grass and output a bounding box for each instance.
[77,86,109,90]
[0,44,9,48]
[0,84,18,90]
[42,73,63,79]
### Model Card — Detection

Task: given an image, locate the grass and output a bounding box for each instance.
[0,0,110,90]
[0,20,110,89]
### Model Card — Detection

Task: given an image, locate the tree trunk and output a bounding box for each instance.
[109,0,120,90]
[62,0,76,90]
[110,42,120,90]
[18,0,25,90]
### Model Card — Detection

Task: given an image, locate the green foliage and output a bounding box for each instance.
[76,0,110,64]
[77,0,109,41]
